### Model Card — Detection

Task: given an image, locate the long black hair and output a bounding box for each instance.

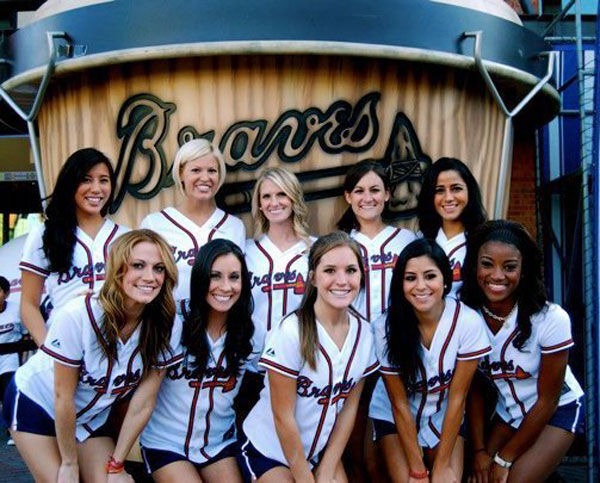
[182,239,254,378]
[417,157,486,239]
[385,239,453,393]
[461,220,547,350]
[336,160,390,233]
[42,148,115,273]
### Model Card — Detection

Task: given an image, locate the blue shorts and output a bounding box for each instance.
[497,398,585,434]
[141,442,238,474]
[371,417,467,443]
[1,377,111,439]
[238,435,287,481]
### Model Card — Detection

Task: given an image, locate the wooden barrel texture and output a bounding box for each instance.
[36,54,506,234]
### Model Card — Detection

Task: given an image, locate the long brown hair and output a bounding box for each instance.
[98,229,178,374]
[296,231,364,369]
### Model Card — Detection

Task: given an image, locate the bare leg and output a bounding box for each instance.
[77,436,116,483]
[365,420,390,483]
[10,430,60,483]
[379,433,410,483]
[425,436,465,481]
[333,459,348,483]
[153,460,203,483]
[200,456,242,483]
[486,420,515,455]
[257,466,295,483]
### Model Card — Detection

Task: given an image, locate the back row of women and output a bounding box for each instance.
[4,139,583,483]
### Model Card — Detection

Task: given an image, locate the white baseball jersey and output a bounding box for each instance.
[0,300,25,375]
[478,303,584,429]
[141,327,261,463]
[351,227,416,321]
[246,235,313,348]
[435,229,466,298]
[13,295,183,442]
[19,219,129,313]
[141,206,246,303]
[369,297,491,448]
[243,312,379,466]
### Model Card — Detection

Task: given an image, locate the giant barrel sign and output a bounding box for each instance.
[2,0,558,232]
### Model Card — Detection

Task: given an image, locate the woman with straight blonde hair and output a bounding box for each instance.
[141,138,245,306]
[240,232,379,482]
[3,229,183,482]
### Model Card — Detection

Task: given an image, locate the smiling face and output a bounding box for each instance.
[311,245,362,312]
[433,169,468,224]
[344,171,390,226]
[206,253,242,315]
[180,153,221,201]
[259,178,293,226]
[403,255,445,316]
[74,162,111,219]
[121,241,166,314]
[476,241,522,313]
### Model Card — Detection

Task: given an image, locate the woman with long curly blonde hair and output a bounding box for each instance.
[3,230,183,482]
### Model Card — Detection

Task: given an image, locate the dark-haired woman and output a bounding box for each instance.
[19,148,129,346]
[417,157,486,297]
[138,239,257,482]
[240,232,379,482]
[462,220,584,483]
[369,239,491,483]
[3,230,183,482]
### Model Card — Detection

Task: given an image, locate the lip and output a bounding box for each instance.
[212,294,232,302]
[484,282,508,293]
[329,288,353,298]
[134,284,157,293]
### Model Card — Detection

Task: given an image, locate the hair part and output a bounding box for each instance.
[43,148,115,273]
[296,231,365,369]
[461,220,547,349]
[417,157,486,239]
[98,229,178,374]
[172,139,227,197]
[251,167,311,246]
[183,239,254,379]
[337,160,390,233]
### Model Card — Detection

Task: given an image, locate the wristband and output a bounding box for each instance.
[493,452,513,469]
[106,456,125,474]
[409,469,429,479]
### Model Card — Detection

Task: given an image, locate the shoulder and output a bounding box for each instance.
[531,303,570,327]
[456,299,485,325]
[395,227,417,242]
[219,211,244,229]
[23,223,45,246]
[272,312,301,341]
[140,208,172,229]
[48,296,96,330]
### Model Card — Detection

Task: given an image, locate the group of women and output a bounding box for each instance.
[0,138,584,483]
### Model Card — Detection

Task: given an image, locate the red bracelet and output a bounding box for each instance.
[409,469,429,479]
[106,456,125,474]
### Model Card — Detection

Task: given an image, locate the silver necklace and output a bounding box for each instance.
[482,303,517,323]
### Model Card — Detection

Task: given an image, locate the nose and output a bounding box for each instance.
[415,275,427,289]
[490,266,505,281]
[90,178,102,192]
[142,265,155,281]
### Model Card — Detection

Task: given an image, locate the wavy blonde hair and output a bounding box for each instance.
[251,167,310,245]
[98,229,178,374]
[172,139,227,197]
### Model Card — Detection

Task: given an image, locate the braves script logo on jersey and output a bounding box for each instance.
[409,369,455,394]
[366,252,398,273]
[167,361,238,392]
[296,376,356,405]
[80,365,142,396]
[0,323,15,334]
[170,246,197,266]
[251,271,306,295]
[480,357,532,381]
[110,92,431,221]
[57,262,106,286]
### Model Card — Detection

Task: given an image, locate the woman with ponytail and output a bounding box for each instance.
[19,148,129,346]
[240,232,379,482]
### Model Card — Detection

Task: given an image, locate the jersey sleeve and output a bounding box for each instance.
[457,305,492,361]
[538,305,575,354]
[362,327,380,378]
[40,302,84,367]
[372,312,400,375]
[19,224,51,278]
[154,314,185,368]
[258,317,302,378]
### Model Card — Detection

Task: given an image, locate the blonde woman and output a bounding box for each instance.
[141,139,245,305]
[2,230,183,482]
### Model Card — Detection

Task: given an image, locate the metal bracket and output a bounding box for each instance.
[0,31,69,206]
[462,30,557,219]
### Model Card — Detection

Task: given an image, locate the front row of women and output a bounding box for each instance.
[4,222,583,482]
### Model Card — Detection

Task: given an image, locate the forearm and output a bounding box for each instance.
[391,401,426,472]
[273,413,313,481]
[466,386,486,451]
[112,396,156,461]
[54,397,78,466]
[434,395,465,469]
[21,302,47,347]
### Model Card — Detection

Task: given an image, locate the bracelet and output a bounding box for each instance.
[408,469,429,479]
[106,456,125,474]
[493,452,513,469]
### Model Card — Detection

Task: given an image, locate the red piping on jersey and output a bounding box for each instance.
[160,210,199,252]
[428,418,441,439]
[111,347,141,398]
[331,319,362,408]
[308,344,333,461]
[259,358,299,377]
[457,346,492,360]
[435,301,460,412]
[500,327,528,418]
[75,237,94,290]
[363,361,379,376]
[541,339,573,352]
[446,242,466,260]
[357,243,371,320]
[199,351,228,460]
[103,224,120,262]
[415,360,428,433]
[282,253,304,316]
[208,212,229,241]
[40,345,82,366]
[379,229,400,314]
[255,241,274,331]
[19,261,50,276]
